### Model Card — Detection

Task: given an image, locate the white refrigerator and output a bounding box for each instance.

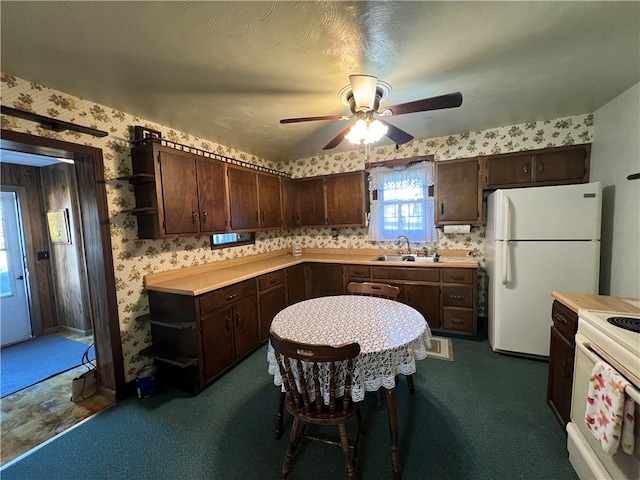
[485,182,602,357]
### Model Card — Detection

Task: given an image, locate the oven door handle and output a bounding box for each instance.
[576,340,640,403]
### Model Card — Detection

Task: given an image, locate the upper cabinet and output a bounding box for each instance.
[129,142,227,239]
[434,157,482,225]
[227,166,283,231]
[286,171,366,228]
[480,144,590,190]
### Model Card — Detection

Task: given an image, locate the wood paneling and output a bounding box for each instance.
[40,163,92,333]
[0,163,55,334]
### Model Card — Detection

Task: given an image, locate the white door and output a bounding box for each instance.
[490,240,599,356]
[0,191,32,346]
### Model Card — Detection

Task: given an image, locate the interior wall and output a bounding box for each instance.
[590,82,640,298]
[0,162,56,333]
[40,163,92,333]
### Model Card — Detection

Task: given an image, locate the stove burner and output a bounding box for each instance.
[607,316,640,333]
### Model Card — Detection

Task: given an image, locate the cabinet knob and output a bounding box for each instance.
[226,293,238,301]
[452,318,464,324]
[523,164,529,175]
[192,211,197,224]
[452,275,464,281]
[202,211,208,223]
[450,294,464,300]
[440,203,444,215]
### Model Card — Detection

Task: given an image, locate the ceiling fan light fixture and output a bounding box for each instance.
[345,118,387,145]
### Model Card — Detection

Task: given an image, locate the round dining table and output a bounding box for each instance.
[267,295,432,478]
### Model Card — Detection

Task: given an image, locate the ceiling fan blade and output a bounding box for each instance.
[280,114,350,124]
[349,74,378,112]
[322,124,353,150]
[383,92,463,116]
[379,120,414,145]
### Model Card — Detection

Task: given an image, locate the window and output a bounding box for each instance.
[210,232,255,249]
[368,162,437,243]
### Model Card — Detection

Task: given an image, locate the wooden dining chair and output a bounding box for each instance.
[346,281,415,399]
[346,281,400,300]
[270,332,364,480]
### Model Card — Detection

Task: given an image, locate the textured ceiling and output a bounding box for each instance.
[1,1,639,162]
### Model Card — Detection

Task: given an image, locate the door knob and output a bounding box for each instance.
[16,275,24,280]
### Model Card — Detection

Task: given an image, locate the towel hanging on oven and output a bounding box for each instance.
[584,360,635,455]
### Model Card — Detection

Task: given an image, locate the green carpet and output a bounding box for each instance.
[0,337,577,480]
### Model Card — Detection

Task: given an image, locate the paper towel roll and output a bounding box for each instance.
[443,225,471,234]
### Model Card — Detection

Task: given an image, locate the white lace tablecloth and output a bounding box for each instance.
[267,295,432,402]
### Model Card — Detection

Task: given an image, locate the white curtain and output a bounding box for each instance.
[368,161,437,243]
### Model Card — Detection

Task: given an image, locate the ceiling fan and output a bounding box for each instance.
[280,75,462,150]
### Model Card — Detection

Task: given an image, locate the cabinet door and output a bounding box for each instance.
[287,178,326,226]
[304,263,344,299]
[233,296,260,359]
[434,158,481,224]
[325,172,366,226]
[159,150,199,234]
[257,173,282,229]
[484,153,532,188]
[286,264,306,305]
[533,148,587,184]
[196,159,227,233]
[201,308,235,383]
[547,326,574,426]
[259,286,286,341]
[228,167,259,231]
[401,284,441,329]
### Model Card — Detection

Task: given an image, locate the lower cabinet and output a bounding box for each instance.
[547,299,578,427]
[257,270,286,341]
[145,280,260,394]
[304,263,345,299]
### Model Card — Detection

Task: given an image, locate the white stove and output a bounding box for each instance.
[577,309,640,388]
[567,308,640,479]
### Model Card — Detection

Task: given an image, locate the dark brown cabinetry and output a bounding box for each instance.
[547,299,579,427]
[442,269,476,333]
[434,157,482,225]
[129,143,227,238]
[371,266,442,330]
[144,280,260,394]
[481,144,590,190]
[347,264,478,335]
[304,263,345,299]
[257,270,286,341]
[227,166,283,231]
[286,171,366,227]
[286,264,306,305]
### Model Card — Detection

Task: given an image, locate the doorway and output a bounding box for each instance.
[0,189,33,346]
[0,129,124,398]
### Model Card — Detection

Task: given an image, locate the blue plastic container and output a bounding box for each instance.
[136,365,158,398]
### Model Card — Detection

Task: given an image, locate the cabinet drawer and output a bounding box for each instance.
[258,270,285,291]
[347,265,370,279]
[551,300,578,343]
[443,308,473,332]
[443,285,473,308]
[200,281,256,315]
[372,267,440,282]
[442,269,474,284]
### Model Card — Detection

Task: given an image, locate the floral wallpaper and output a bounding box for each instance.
[0,73,594,381]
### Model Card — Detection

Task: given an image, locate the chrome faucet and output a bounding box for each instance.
[396,235,411,255]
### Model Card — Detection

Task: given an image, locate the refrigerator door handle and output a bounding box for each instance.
[502,241,509,285]
[502,195,511,241]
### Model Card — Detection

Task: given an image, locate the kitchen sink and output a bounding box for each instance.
[371,254,437,263]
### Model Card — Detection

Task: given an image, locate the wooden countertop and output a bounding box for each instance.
[552,291,640,314]
[144,248,479,296]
